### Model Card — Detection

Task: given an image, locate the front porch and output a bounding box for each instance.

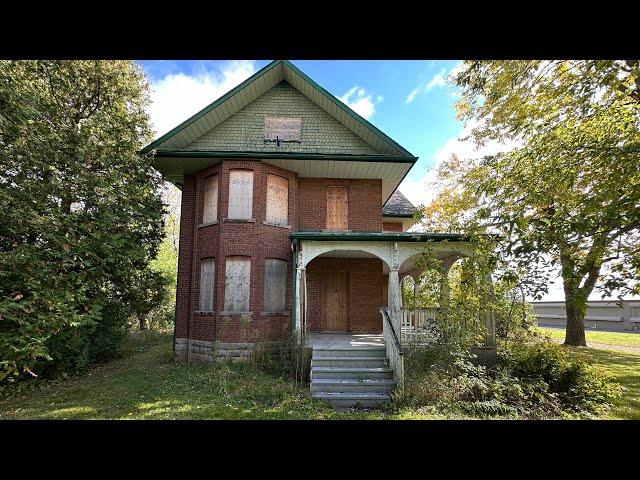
[292,231,497,402]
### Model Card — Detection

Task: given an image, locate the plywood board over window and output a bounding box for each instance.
[224,256,251,313]
[202,174,219,224]
[265,175,289,226]
[228,170,253,220]
[199,258,215,312]
[263,259,287,312]
[326,186,348,230]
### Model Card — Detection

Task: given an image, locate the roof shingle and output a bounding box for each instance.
[382,190,415,217]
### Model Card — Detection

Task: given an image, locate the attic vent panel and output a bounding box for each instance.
[264,116,302,144]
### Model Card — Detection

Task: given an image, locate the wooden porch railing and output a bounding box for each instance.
[400,307,438,345]
[380,307,404,392]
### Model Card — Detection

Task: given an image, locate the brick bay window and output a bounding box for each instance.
[223,256,251,314]
[264,174,289,227]
[198,258,215,313]
[202,174,218,225]
[262,259,287,314]
[226,170,254,221]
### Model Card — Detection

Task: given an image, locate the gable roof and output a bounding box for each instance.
[382,190,416,218]
[144,60,418,204]
[142,60,415,157]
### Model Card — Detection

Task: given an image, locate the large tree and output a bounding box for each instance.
[439,60,640,346]
[0,61,166,383]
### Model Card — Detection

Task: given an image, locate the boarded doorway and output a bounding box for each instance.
[326,186,348,230]
[322,270,349,332]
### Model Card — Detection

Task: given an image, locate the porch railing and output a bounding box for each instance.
[400,307,438,345]
[380,307,404,392]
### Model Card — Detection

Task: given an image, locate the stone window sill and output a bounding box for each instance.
[198,221,218,228]
[219,311,253,316]
[195,311,215,316]
[322,229,352,233]
[262,221,291,229]
[223,218,256,223]
[261,311,290,316]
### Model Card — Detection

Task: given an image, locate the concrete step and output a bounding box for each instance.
[311,378,395,393]
[313,347,386,358]
[312,391,392,408]
[311,357,388,368]
[311,366,394,380]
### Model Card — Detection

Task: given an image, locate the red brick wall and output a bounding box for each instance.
[382,221,403,232]
[305,257,384,334]
[298,178,382,231]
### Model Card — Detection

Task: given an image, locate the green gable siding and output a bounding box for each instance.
[184,82,382,155]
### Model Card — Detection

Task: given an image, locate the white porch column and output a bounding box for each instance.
[294,244,306,345]
[484,272,496,348]
[440,257,456,306]
[388,268,402,335]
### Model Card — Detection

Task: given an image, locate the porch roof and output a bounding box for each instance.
[290,231,473,242]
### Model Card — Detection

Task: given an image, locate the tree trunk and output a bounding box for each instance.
[564,294,587,347]
[138,315,148,331]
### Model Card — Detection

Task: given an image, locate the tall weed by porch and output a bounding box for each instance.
[251,336,311,383]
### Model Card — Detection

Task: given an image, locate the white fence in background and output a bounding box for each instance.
[531,300,640,332]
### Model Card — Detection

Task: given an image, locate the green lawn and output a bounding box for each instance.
[537,326,640,349]
[1,330,638,420]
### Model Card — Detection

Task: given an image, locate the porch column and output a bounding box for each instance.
[483,272,496,348]
[439,257,455,306]
[294,262,306,344]
[388,268,401,335]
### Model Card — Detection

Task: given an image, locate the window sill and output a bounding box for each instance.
[223,218,256,223]
[322,229,352,233]
[198,221,219,228]
[219,311,253,316]
[262,221,291,229]
[261,311,290,316]
[195,311,215,316]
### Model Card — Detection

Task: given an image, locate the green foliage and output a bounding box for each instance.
[0,60,165,385]
[499,342,621,415]
[403,338,621,418]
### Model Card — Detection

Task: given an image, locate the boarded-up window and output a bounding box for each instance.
[228,170,253,219]
[326,186,348,230]
[199,258,215,312]
[202,174,219,224]
[263,259,287,312]
[224,256,251,312]
[265,175,288,226]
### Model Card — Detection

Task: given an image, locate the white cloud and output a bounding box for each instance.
[406,67,449,104]
[339,86,381,120]
[400,118,517,208]
[148,60,257,137]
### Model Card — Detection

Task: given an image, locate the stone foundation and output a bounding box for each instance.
[174,338,254,362]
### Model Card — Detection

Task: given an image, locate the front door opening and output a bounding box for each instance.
[322,270,349,332]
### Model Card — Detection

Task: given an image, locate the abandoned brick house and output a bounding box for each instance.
[143,60,495,406]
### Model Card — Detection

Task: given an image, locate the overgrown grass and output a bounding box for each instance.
[0,331,637,420]
[537,327,640,349]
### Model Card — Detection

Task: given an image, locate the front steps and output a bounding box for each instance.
[310,346,395,408]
